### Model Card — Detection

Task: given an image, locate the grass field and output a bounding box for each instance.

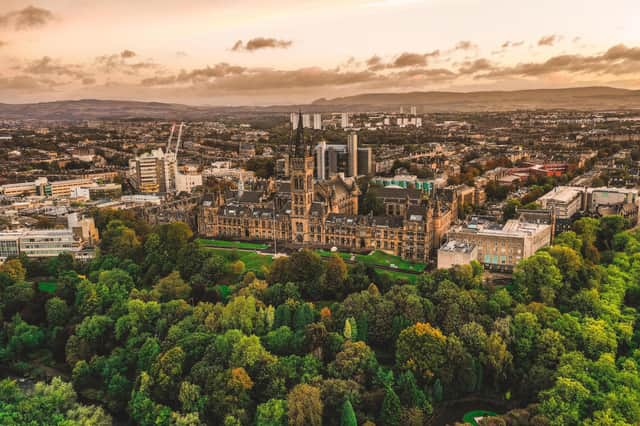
[37,281,57,293]
[196,238,269,250]
[202,247,420,284]
[376,269,419,284]
[204,248,273,273]
[317,249,426,273]
[462,410,497,426]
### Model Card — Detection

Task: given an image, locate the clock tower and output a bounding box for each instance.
[290,112,314,243]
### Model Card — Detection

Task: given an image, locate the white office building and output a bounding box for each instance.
[313,113,322,130]
[316,140,327,180]
[290,113,299,129]
[341,112,350,129]
[347,133,358,177]
[302,114,312,129]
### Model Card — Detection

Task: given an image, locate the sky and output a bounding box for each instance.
[0,0,639,105]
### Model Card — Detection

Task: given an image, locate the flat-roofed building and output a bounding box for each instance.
[19,229,80,257]
[46,178,95,197]
[0,177,48,197]
[88,183,123,200]
[437,240,478,269]
[129,148,167,193]
[538,186,583,219]
[587,187,638,211]
[446,218,552,272]
[0,232,21,260]
[372,175,435,193]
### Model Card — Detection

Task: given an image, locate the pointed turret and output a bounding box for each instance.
[292,111,309,157]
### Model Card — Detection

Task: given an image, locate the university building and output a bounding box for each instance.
[443,217,552,272]
[198,114,455,262]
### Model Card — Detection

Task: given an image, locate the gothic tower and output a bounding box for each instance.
[290,112,314,243]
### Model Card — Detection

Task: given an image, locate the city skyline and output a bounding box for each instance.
[0,0,639,104]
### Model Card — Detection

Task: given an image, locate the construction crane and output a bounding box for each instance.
[174,122,185,158]
[166,122,185,156]
[166,123,176,153]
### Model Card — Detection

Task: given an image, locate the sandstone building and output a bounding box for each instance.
[198,114,454,262]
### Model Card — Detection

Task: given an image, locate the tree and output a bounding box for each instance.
[503,199,521,221]
[340,399,358,426]
[512,251,564,305]
[343,318,354,340]
[0,258,25,282]
[573,217,601,263]
[539,377,590,425]
[325,254,348,298]
[396,322,448,384]
[45,297,70,327]
[151,346,186,402]
[547,245,584,292]
[152,271,191,302]
[289,250,325,299]
[486,332,512,386]
[554,231,583,252]
[329,341,377,384]
[256,398,288,426]
[179,381,203,413]
[380,387,401,426]
[597,215,627,251]
[101,220,141,260]
[287,384,323,426]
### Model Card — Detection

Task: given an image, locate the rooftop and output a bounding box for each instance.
[439,240,476,253]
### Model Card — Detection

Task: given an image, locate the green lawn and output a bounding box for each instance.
[204,248,273,273]
[317,249,426,273]
[462,410,497,426]
[196,238,269,250]
[376,269,419,284]
[37,281,57,293]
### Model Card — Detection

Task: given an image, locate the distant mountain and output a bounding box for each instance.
[1,87,640,120]
[0,99,241,121]
[311,86,640,112]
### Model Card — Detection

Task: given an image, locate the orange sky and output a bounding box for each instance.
[0,0,639,104]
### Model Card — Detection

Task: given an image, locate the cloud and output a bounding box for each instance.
[501,40,524,49]
[22,56,87,80]
[538,34,559,46]
[95,51,160,74]
[120,49,136,59]
[0,40,6,47]
[454,40,477,51]
[366,55,383,68]
[392,51,438,68]
[0,75,44,90]
[142,64,378,93]
[477,44,640,79]
[82,77,96,85]
[458,58,493,74]
[231,37,293,52]
[141,63,246,85]
[366,50,439,70]
[0,6,54,30]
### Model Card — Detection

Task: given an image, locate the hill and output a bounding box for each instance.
[1,87,640,120]
[311,86,640,111]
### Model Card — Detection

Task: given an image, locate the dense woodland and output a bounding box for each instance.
[1,209,640,425]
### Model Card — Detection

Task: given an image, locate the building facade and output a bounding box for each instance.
[446,217,552,272]
[198,114,454,262]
